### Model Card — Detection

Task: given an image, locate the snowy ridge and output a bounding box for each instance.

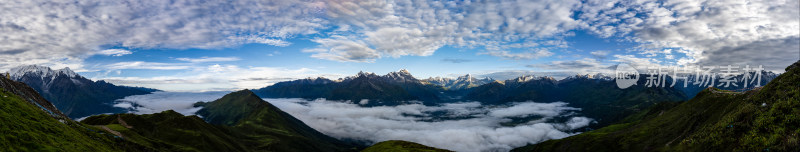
[383,69,418,83]
[8,65,81,80]
[421,74,493,89]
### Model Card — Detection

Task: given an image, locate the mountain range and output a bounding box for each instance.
[1,74,428,151]
[513,60,800,151]
[421,74,494,90]
[8,65,158,119]
[1,63,791,151]
[254,70,444,106]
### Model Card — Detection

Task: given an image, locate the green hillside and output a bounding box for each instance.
[361,140,453,152]
[513,60,800,152]
[196,89,357,151]
[79,89,357,152]
[80,111,248,152]
[0,84,144,151]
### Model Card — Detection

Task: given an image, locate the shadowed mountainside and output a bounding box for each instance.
[513,60,800,152]
[9,65,157,119]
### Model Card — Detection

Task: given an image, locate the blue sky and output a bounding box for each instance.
[2,0,798,91]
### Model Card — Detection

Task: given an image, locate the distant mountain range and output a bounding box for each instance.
[254,70,444,106]
[255,69,778,128]
[8,65,158,119]
[421,74,494,90]
[0,74,432,151]
[513,60,800,152]
[1,62,793,151]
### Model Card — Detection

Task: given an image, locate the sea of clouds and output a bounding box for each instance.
[113,91,230,115]
[267,98,592,152]
[113,92,593,152]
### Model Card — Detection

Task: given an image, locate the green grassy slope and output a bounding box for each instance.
[513,60,800,152]
[80,110,248,152]
[197,89,358,152]
[82,89,357,152]
[361,140,453,152]
[0,88,144,152]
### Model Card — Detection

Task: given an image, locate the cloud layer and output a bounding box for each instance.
[98,64,329,91]
[113,91,230,115]
[1,0,325,70]
[110,91,594,151]
[266,98,592,152]
[2,0,797,72]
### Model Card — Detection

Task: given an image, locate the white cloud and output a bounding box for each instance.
[175,57,241,63]
[111,92,592,152]
[0,0,325,70]
[97,49,133,57]
[232,35,292,47]
[529,58,614,74]
[306,0,583,62]
[364,27,445,58]
[480,49,555,60]
[2,0,796,73]
[266,98,592,152]
[611,54,663,70]
[590,50,610,59]
[105,61,192,70]
[96,64,332,91]
[303,36,381,62]
[580,0,800,69]
[114,91,230,115]
[488,102,579,118]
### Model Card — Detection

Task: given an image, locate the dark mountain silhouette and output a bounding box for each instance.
[0,73,149,151]
[254,70,443,106]
[9,65,157,118]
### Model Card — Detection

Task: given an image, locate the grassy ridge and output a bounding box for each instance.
[81,111,249,152]
[0,88,146,152]
[81,89,357,152]
[198,89,357,151]
[361,140,453,152]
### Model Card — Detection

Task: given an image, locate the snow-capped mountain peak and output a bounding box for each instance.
[456,74,473,82]
[8,65,80,80]
[397,69,411,75]
[383,69,419,83]
[56,67,78,78]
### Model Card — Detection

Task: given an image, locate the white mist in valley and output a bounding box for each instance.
[267,98,593,152]
[112,92,593,152]
[113,91,230,115]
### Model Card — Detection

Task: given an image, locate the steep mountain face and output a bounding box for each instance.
[382,69,418,83]
[331,74,419,105]
[513,61,800,152]
[0,73,68,120]
[195,89,357,151]
[0,75,147,151]
[9,65,157,118]
[362,140,453,152]
[255,70,444,106]
[421,74,493,90]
